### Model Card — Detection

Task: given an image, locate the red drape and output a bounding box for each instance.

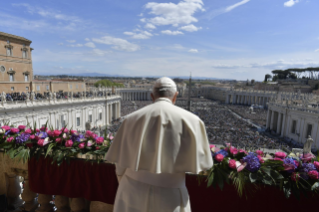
[29,157,319,211]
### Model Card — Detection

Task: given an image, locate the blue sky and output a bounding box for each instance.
[1,0,319,80]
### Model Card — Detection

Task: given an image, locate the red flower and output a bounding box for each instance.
[215,154,224,162]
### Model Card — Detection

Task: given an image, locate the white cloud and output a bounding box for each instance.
[92,36,140,52]
[173,44,184,49]
[206,0,251,20]
[188,49,198,53]
[179,24,202,32]
[225,0,250,12]
[315,49,319,52]
[67,44,83,47]
[85,42,96,48]
[67,40,76,43]
[161,30,184,35]
[144,23,156,29]
[284,0,299,7]
[124,31,153,39]
[58,43,63,46]
[143,0,205,27]
[138,13,144,17]
[85,38,90,41]
[91,49,111,56]
[12,3,82,23]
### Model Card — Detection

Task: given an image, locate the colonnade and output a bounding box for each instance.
[266,109,286,137]
[119,90,151,101]
[226,94,270,107]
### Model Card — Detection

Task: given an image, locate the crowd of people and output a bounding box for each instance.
[0,91,112,102]
[115,98,306,153]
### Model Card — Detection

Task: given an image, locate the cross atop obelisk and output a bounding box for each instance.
[188,72,192,111]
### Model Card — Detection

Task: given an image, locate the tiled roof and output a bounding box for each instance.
[0,32,32,43]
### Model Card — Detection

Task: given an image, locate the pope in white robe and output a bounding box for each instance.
[105,77,213,212]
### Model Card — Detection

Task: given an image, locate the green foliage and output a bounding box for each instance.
[94,79,124,88]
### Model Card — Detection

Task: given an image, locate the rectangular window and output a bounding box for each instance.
[9,74,14,82]
[70,85,72,89]
[11,87,14,91]
[37,85,40,91]
[46,85,49,91]
[77,117,80,126]
[25,75,28,82]
[89,115,92,123]
[26,86,29,91]
[6,48,12,56]
[61,115,66,128]
[22,50,27,58]
[291,120,297,134]
[306,124,313,138]
[99,112,102,120]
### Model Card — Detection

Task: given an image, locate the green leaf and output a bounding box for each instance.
[249,173,257,183]
[283,186,291,199]
[45,143,56,158]
[207,171,215,187]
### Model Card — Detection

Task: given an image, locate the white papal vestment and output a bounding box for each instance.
[105,98,213,212]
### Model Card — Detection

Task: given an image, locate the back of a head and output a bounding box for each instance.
[152,77,177,99]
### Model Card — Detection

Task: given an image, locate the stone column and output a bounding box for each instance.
[118,101,121,118]
[266,110,271,129]
[281,113,286,137]
[276,113,282,134]
[270,110,275,131]
[109,104,113,123]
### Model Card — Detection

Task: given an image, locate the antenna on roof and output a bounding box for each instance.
[188,72,192,111]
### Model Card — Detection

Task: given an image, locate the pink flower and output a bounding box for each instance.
[107,133,114,140]
[10,128,19,134]
[294,160,300,167]
[7,137,14,143]
[308,170,319,180]
[63,128,68,133]
[236,161,247,172]
[36,129,40,132]
[256,150,264,156]
[86,130,93,137]
[70,130,77,135]
[37,139,49,147]
[24,129,32,134]
[18,125,26,130]
[209,144,215,149]
[55,138,62,143]
[87,140,94,147]
[95,137,104,144]
[257,155,265,163]
[291,173,300,182]
[274,158,283,161]
[275,152,286,159]
[229,159,236,169]
[65,140,73,147]
[53,130,62,137]
[230,147,238,155]
[313,161,319,171]
[301,153,314,162]
[215,154,224,162]
[29,135,35,140]
[1,126,10,131]
[239,149,247,154]
[47,130,54,137]
[40,126,47,132]
[35,136,40,141]
[95,146,100,150]
[78,143,85,149]
[92,134,98,139]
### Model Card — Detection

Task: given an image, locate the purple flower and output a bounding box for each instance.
[283,157,297,173]
[213,149,229,157]
[242,153,261,172]
[36,132,48,139]
[15,133,30,144]
[71,134,85,142]
[300,163,316,180]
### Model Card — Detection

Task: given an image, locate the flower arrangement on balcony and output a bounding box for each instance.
[205,144,319,199]
[0,124,113,165]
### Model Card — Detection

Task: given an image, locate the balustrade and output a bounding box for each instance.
[0,154,114,212]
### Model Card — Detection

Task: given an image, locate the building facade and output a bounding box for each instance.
[0,32,33,93]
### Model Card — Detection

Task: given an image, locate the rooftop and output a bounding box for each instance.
[0,31,32,43]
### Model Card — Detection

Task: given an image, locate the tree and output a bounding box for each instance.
[251,79,255,85]
[264,74,272,82]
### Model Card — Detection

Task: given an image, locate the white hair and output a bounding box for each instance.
[152,77,177,99]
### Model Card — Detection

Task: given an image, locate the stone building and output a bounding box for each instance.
[0,32,33,92]
[33,79,86,93]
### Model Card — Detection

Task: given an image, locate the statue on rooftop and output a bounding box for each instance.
[303,135,314,155]
[1,91,6,103]
[31,92,35,101]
